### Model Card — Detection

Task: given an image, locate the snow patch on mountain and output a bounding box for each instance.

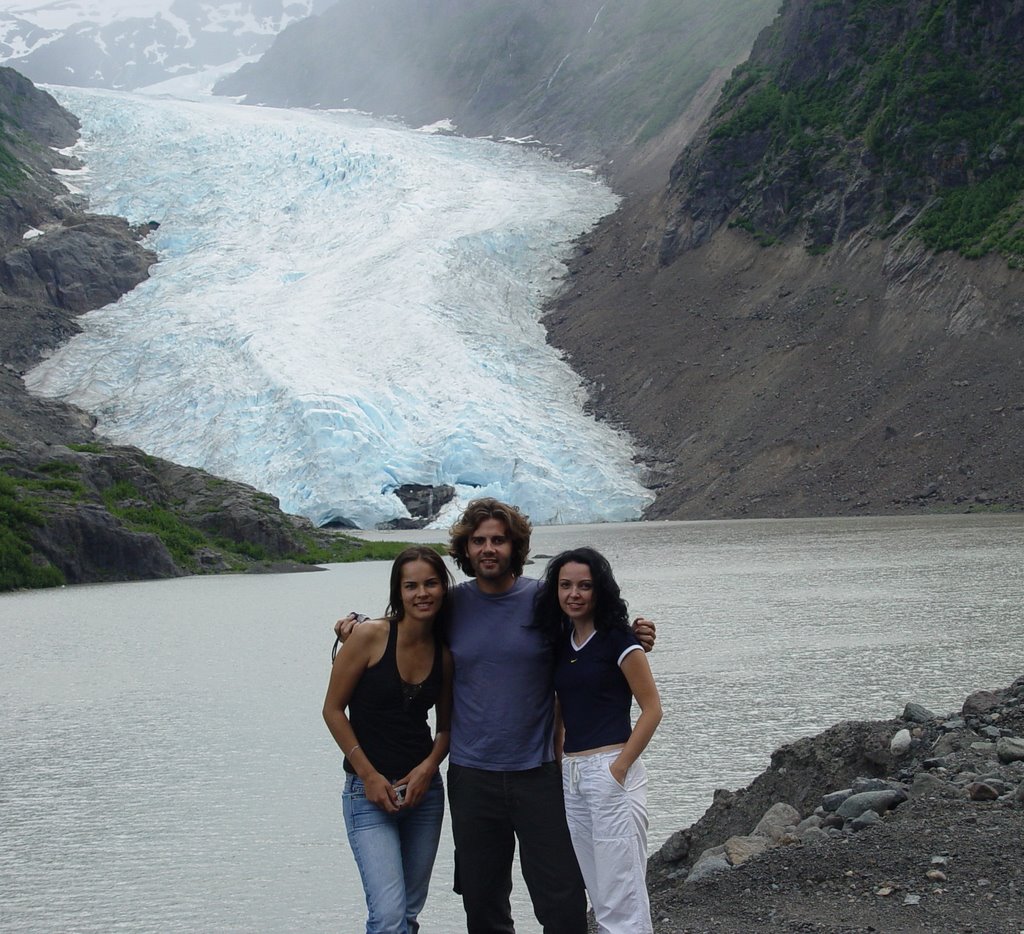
[0,0,330,88]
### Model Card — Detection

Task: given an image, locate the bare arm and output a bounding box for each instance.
[553,696,566,763]
[610,648,663,786]
[322,620,401,813]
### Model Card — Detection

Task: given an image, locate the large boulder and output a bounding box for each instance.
[0,215,155,312]
[28,503,182,584]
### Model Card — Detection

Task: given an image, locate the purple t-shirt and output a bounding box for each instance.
[447,576,556,770]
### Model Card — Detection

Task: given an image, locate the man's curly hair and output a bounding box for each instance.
[448,498,532,578]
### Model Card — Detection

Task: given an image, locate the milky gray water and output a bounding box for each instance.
[2,515,1023,932]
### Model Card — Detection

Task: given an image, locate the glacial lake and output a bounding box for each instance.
[2,514,1022,933]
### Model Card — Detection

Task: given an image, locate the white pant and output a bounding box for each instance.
[562,750,652,934]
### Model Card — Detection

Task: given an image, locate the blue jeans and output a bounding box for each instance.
[342,773,445,934]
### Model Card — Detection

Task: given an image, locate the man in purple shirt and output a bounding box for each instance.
[442,497,584,933]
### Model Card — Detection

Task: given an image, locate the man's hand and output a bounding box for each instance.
[334,612,365,642]
[632,617,656,653]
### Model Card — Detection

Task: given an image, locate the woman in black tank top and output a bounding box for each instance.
[323,546,454,934]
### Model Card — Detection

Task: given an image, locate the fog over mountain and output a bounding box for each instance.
[214,0,782,188]
[0,0,333,89]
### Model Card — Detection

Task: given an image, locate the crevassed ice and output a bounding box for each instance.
[27,87,654,528]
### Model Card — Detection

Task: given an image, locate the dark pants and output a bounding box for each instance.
[447,762,587,934]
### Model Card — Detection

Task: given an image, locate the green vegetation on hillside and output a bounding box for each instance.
[0,473,65,590]
[706,0,1024,264]
[0,96,33,193]
[1,462,445,592]
[0,137,24,193]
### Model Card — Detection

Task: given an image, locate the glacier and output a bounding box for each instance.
[27,87,654,528]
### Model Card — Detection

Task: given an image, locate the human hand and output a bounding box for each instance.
[394,763,435,808]
[364,772,400,813]
[609,759,629,787]
[334,612,367,641]
[632,617,656,653]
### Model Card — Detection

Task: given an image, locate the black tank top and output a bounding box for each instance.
[344,619,443,780]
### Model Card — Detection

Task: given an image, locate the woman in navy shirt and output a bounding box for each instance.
[535,547,663,934]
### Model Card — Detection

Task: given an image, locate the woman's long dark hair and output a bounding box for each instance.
[385,546,454,630]
[534,547,630,645]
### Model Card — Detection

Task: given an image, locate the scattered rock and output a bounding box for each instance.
[996,736,1024,764]
[890,727,912,756]
[903,702,936,723]
[965,781,1001,801]
[752,802,801,841]
[850,809,882,831]
[963,690,1003,717]
[647,678,1024,933]
[722,834,769,865]
[835,789,906,820]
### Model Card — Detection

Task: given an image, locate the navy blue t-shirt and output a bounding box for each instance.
[554,626,641,754]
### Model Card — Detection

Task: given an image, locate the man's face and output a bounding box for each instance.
[466,517,515,588]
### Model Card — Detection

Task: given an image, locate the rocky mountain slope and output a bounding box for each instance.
[0,67,395,590]
[213,0,781,190]
[546,0,1024,518]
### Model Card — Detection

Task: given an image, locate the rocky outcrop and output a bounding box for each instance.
[656,715,898,871]
[29,502,181,584]
[655,677,1024,874]
[648,677,1024,932]
[378,483,456,530]
[0,440,318,584]
[0,215,157,313]
[657,0,1024,262]
[0,67,81,246]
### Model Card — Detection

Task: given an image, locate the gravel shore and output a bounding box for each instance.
[644,678,1024,934]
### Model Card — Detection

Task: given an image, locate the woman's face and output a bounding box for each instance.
[400,558,446,623]
[557,561,596,626]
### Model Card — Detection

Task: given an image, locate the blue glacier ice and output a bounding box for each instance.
[28,87,654,528]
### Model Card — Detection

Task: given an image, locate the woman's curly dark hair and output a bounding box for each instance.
[448,498,532,578]
[533,547,630,645]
